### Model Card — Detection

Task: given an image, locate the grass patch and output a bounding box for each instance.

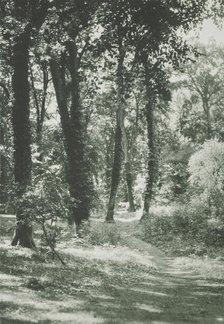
[172,256,224,280]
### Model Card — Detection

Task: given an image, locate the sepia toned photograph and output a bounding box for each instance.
[0,0,224,323]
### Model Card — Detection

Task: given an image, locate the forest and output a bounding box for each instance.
[0,0,224,323]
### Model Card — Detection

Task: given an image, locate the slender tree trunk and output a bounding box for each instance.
[11,21,35,247]
[141,64,157,221]
[105,130,114,191]
[106,109,123,221]
[124,92,141,211]
[106,42,125,222]
[121,127,135,212]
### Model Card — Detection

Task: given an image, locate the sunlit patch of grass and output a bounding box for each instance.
[172,256,224,280]
[0,239,156,299]
[60,244,156,269]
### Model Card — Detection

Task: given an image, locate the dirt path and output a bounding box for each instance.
[1,213,224,323]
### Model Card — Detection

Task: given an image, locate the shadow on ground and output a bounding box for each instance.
[1,214,224,323]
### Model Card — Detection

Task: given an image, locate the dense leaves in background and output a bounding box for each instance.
[1,0,224,250]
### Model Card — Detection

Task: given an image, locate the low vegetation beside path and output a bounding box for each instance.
[1,213,224,323]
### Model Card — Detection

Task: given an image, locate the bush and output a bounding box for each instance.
[140,201,224,255]
[86,222,122,246]
[205,218,224,247]
[188,140,224,220]
[141,210,174,245]
[172,202,209,239]
[17,163,73,249]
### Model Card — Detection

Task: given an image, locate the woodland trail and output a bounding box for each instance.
[0,213,224,323]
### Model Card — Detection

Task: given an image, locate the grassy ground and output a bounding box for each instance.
[1,213,224,323]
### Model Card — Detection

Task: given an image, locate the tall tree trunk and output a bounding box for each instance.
[50,43,92,231]
[67,41,92,228]
[141,64,157,221]
[106,109,123,222]
[105,129,114,192]
[121,126,135,212]
[106,42,125,222]
[11,16,34,247]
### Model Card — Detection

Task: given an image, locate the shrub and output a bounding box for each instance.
[141,210,174,245]
[86,222,122,246]
[171,202,209,239]
[188,140,224,220]
[18,163,73,249]
[140,200,224,255]
[205,218,224,247]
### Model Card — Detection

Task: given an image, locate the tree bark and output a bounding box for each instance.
[10,0,49,247]
[11,16,34,247]
[50,42,92,230]
[67,41,92,228]
[106,41,125,222]
[121,127,135,212]
[106,109,123,222]
[141,63,157,221]
[105,129,114,191]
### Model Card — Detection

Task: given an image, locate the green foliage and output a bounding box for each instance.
[86,222,122,246]
[141,200,224,256]
[178,45,224,143]
[157,162,189,203]
[188,139,224,220]
[143,139,224,255]
[16,161,73,247]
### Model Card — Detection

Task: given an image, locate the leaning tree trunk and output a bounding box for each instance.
[141,64,157,221]
[11,26,35,248]
[106,42,125,222]
[50,42,92,231]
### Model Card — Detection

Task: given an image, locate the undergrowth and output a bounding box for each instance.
[140,203,224,257]
[85,222,123,246]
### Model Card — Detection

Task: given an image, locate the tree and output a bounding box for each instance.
[189,139,224,220]
[128,0,209,220]
[141,63,171,219]
[47,0,98,230]
[97,1,138,221]
[2,0,48,247]
[0,79,11,213]
[178,44,224,143]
